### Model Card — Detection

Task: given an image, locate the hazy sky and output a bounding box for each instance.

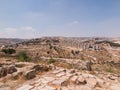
[0,0,120,38]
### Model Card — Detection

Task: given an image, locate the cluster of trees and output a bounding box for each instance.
[96,40,120,47]
[1,48,31,62]
[1,48,16,55]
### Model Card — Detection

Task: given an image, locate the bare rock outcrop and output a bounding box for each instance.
[0,67,7,78]
[7,65,17,74]
[24,70,36,80]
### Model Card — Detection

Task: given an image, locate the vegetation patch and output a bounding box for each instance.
[96,40,120,47]
[105,66,115,73]
[1,48,16,55]
[48,58,56,64]
[17,51,31,62]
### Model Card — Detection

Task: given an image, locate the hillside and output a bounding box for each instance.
[0,38,27,46]
[13,37,120,62]
[0,37,120,90]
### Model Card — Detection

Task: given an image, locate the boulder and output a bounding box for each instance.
[15,64,25,68]
[32,64,49,72]
[86,77,97,88]
[108,75,118,80]
[0,67,7,78]
[7,65,17,74]
[70,69,76,74]
[17,84,33,90]
[76,76,87,85]
[52,76,69,86]
[70,76,78,83]
[24,70,36,80]
[32,65,41,72]
[41,66,49,72]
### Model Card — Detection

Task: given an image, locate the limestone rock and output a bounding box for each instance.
[70,69,76,74]
[108,75,118,80]
[70,76,78,83]
[7,65,17,74]
[0,86,11,90]
[32,64,41,72]
[110,83,120,90]
[76,76,87,85]
[52,76,69,86]
[41,86,57,90]
[0,67,7,78]
[86,77,97,88]
[24,70,36,80]
[32,65,49,72]
[17,84,33,90]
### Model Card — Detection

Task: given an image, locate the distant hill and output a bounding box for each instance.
[0,38,27,46]
[113,38,120,44]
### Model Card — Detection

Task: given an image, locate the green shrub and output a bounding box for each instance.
[105,67,114,73]
[18,51,31,62]
[66,63,72,69]
[1,48,16,55]
[48,58,55,64]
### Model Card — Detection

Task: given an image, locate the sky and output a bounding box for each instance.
[0,0,120,39]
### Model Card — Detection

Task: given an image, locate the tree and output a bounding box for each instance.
[86,60,92,71]
[71,50,75,55]
[18,51,31,62]
[1,48,16,55]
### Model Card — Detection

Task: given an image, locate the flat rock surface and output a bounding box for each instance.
[0,61,120,90]
[16,67,120,90]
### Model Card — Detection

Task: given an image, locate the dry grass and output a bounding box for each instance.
[16,75,26,84]
[53,62,73,69]
[93,64,120,74]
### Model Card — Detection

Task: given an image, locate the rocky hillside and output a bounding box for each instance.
[12,37,120,63]
[0,58,120,90]
[0,37,120,90]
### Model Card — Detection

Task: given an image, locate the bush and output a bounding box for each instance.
[48,58,55,64]
[66,63,72,69]
[105,66,114,73]
[18,51,31,62]
[1,48,16,55]
[71,50,75,55]
[96,40,120,47]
